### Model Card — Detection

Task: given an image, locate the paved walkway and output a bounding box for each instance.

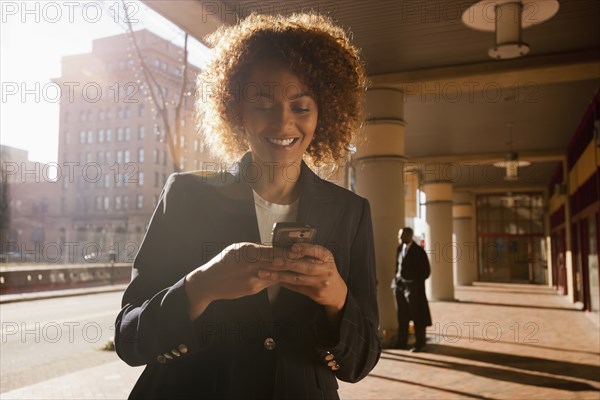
[1,283,599,399]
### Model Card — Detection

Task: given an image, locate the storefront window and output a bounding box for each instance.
[476,193,546,283]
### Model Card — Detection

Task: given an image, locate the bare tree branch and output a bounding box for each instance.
[120,0,189,172]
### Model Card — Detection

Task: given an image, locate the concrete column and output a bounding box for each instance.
[453,192,477,286]
[423,181,455,300]
[353,88,405,343]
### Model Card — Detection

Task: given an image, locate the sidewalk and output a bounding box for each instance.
[1,283,599,399]
[0,284,128,304]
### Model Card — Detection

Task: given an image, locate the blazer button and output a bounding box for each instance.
[171,349,181,357]
[157,355,166,364]
[324,353,334,361]
[164,353,173,360]
[178,344,188,354]
[264,337,276,351]
[331,363,341,371]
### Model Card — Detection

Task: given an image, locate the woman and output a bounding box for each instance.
[115,12,380,400]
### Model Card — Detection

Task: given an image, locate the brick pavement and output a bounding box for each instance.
[1,283,599,400]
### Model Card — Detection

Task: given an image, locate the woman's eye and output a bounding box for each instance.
[293,107,310,113]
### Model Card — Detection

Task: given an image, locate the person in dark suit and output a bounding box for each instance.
[115,13,380,400]
[391,227,432,352]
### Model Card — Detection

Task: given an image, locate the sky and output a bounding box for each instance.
[0,0,209,163]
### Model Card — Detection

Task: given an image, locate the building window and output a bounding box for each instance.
[138,172,144,187]
[86,152,92,163]
[116,150,123,164]
[117,127,123,142]
[97,151,104,164]
[115,195,122,210]
[138,148,144,163]
[180,135,185,148]
[155,58,160,68]
[117,107,123,119]
[124,150,130,163]
[124,127,131,141]
[104,174,110,188]
[139,104,144,117]
[98,129,105,143]
[106,108,112,120]
[194,139,198,152]
[95,196,102,211]
[87,130,93,144]
[125,106,131,118]
[65,132,71,145]
[136,194,143,209]
[79,130,85,144]
[105,150,111,163]
[87,110,92,122]
[80,111,86,122]
[153,149,159,164]
[64,111,70,123]
[103,196,110,210]
[154,172,159,188]
[138,125,145,139]
[123,195,129,210]
[106,128,112,142]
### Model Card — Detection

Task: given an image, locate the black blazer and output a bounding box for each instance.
[115,154,381,399]
[393,241,432,326]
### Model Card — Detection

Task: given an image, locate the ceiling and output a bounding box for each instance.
[144,0,600,193]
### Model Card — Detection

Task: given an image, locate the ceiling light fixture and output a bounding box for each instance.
[493,123,531,180]
[462,0,559,59]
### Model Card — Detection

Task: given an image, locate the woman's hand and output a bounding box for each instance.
[184,242,276,320]
[257,243,348,322]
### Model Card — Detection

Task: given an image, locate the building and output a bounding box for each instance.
[1,145,62,262]
[49,29,205,262]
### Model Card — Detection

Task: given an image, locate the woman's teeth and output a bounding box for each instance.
[268,137,296,146]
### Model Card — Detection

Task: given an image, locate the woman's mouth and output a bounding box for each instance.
[266,137,299,147]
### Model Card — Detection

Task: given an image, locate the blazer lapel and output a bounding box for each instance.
[274,161,342,318]
[216,154,274,323]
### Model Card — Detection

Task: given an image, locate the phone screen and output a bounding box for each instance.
[271,223,317,247]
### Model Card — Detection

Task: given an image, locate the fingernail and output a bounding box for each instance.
[258,270,271,278]
[273,258,284,267]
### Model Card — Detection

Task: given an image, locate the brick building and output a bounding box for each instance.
[3,29,207,263]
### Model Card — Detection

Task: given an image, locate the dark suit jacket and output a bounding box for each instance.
[393,241,432,327]
[115,154,381,400]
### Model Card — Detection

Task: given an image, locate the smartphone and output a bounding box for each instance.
[271,222,317,247]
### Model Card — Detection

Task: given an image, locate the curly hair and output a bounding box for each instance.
[196,12,368,166]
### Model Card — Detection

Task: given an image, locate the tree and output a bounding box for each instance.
[115,0,193,173]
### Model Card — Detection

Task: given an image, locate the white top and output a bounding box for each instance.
[252,190,299,303]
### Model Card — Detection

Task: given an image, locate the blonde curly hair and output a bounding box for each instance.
[196,12,368,166]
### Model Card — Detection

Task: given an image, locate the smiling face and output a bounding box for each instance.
[240,59,318,166]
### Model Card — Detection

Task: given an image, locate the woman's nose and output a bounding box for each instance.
[270,107,293,131]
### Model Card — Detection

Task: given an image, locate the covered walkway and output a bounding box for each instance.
[340,283,600,399]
